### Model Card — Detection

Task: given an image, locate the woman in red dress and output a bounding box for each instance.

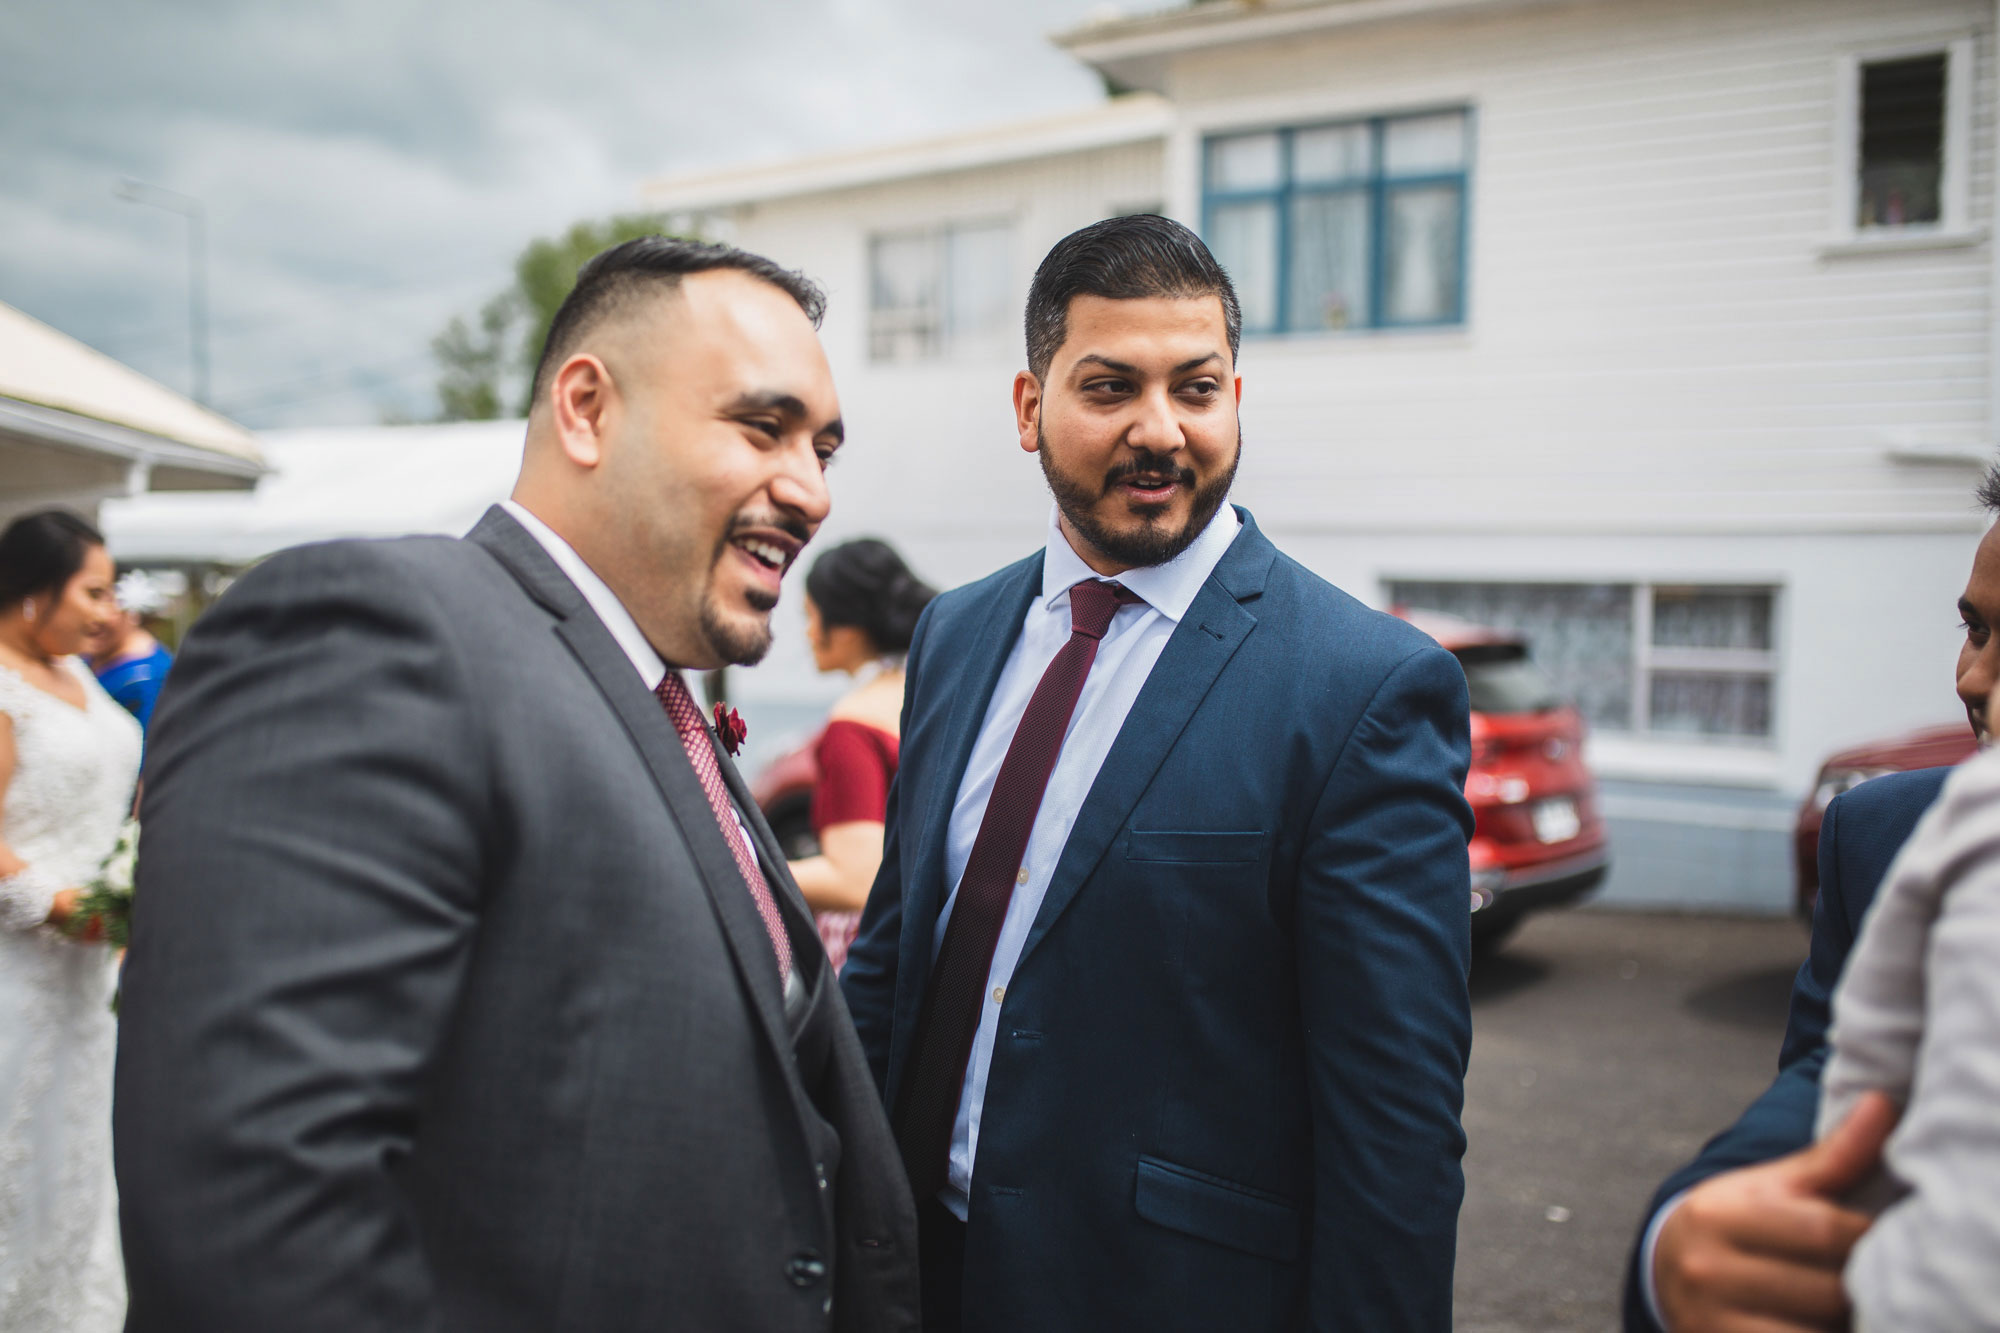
[788,539,935,971]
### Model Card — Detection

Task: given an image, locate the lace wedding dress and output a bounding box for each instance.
[0,659,142,1333]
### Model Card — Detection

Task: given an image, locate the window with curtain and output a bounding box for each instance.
[1203,109,1470,334]
[1857,52,1947,230]
[869,220,1013,363]
[1386,581,1779,740]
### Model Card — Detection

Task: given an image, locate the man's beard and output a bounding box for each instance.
[696,510,811,667]
[1037,422,1240,569]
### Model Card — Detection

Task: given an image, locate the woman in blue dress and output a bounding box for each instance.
[83,572,172,732]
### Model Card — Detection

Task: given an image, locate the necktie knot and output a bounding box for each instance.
[1067,579,1143,641]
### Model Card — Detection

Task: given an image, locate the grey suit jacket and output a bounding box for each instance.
[114,507,919,1333]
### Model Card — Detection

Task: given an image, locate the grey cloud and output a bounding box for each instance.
[2,0,1113,425]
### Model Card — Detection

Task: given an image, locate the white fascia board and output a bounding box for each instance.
[0,396,265,486]
[642,96,1175,211]
[1059,0,1565,69]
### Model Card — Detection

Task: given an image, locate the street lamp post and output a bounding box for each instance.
[116,177,209,407]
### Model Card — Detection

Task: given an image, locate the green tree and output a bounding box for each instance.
[430,212,682,421]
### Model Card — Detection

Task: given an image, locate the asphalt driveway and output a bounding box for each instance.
[1454,908,1808,1332]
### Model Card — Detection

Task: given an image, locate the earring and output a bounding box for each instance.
[20,600,33,623]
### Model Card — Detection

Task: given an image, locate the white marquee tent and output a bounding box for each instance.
[100,419,526,565]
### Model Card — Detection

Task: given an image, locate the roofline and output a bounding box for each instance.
[640,93,1174,211]
[0,395,266,486]
[1056,0,1562,69]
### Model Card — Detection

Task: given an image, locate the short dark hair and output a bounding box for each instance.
[1979,461,2000,515]
[529,235,827,406]
[1024,214,1242,382]
[0,509,104,606]
[804,538,937,657]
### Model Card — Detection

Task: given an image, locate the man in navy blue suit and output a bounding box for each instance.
[1622,472,2000,1331]
[840,215,1474,1331]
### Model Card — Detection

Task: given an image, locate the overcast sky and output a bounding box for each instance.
[2,0,1124,428]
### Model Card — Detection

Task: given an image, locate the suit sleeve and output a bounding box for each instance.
[839,600,933,1096]
[1297,644,1473,1332]
[115,544,486,1333]
[1617,792,1856,1331]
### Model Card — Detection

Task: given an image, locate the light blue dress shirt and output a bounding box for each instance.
[930,502,1241,1219]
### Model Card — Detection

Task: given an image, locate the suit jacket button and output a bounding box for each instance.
[786,1251,827,1287]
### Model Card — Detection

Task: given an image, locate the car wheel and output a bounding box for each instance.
[766,795,819,860]
[1470,912,1522,955]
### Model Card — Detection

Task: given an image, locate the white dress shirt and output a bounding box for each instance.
[931,502,1242,1219]
[498,501,760,858]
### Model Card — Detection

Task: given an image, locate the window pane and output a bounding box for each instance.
[869,231,940,361]
[1294,124,1372,184]
[1387,581,1635,730]
[944,222,1012,346]
[1383,112,1468,175]
[1649,672,1773,738]
[1651,588,1773,651]
[1208,200,1280,331]
[1207,132,1283,192]
[1287,191,1370,330]
[1383,184,1463,324]
[1858,54,1945,229]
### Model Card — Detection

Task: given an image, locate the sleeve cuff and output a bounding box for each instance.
[1639,1189,1692,1330]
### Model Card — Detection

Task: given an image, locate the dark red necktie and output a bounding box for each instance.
[893,578,1143,1199]
[655,671,793,980]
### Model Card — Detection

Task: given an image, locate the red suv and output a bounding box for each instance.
[1395,611,1610,946]
[751,611,1609,948]
[1793,723,1975,917]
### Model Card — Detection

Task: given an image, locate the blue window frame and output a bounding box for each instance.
[1202,109,1471,334]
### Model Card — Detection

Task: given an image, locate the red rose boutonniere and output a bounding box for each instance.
[712,702,747,757]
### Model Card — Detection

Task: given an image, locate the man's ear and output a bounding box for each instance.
[551,353,615,468]
[1013,370,1042,455]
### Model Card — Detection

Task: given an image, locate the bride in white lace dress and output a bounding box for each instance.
[0,512,143,1333]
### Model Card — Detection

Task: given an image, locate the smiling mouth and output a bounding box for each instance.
[733,537,791,572]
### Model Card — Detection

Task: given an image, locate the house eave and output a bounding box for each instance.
[1058,0,1572,92]
[641,94,1175,212]
[0,395,264,492]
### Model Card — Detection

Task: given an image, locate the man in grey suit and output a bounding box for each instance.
[114,238,920,1332]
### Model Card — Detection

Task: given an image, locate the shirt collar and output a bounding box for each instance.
[500,499,667,690]
[1039,501,1242,624]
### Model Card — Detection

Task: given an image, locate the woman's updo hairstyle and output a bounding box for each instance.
[0,509,104,607]
[804,538,937,658]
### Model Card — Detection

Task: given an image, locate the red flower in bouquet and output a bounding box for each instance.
[712,702,747,757]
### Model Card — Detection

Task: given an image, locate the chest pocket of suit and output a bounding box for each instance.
[1125,830,1266,865]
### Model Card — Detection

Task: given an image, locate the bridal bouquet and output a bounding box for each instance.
[69,818,139,950]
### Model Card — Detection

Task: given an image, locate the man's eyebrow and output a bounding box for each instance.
[725,389,842,442]
[1071,353,1224,376]
[1962,596,1981,620]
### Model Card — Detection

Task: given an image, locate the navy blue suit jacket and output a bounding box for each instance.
[1619,764,1950,1331]
[841,510,1475,1332]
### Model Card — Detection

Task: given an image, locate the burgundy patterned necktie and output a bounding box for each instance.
[893,578,1144,1199]
[655,671,793,980]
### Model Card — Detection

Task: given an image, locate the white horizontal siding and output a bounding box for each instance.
[1162,0,1995,534]
[684,0,1995,794]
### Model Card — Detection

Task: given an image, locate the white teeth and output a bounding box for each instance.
[737,539,785,570]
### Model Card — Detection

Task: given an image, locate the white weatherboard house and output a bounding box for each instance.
[645,0,2000,912]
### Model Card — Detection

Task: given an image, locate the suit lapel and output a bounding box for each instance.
[469,507,797,1065]
[1016,514,1275,970]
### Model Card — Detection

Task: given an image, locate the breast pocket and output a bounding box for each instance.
[1124,830,1266,865]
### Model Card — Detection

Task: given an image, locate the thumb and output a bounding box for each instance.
[1791,1090,1900,1196]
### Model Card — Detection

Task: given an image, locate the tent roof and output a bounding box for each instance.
[100,420,524,564]
[0,301,262,468]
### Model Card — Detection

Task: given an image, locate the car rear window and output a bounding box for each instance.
[1452,643,1565,714]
